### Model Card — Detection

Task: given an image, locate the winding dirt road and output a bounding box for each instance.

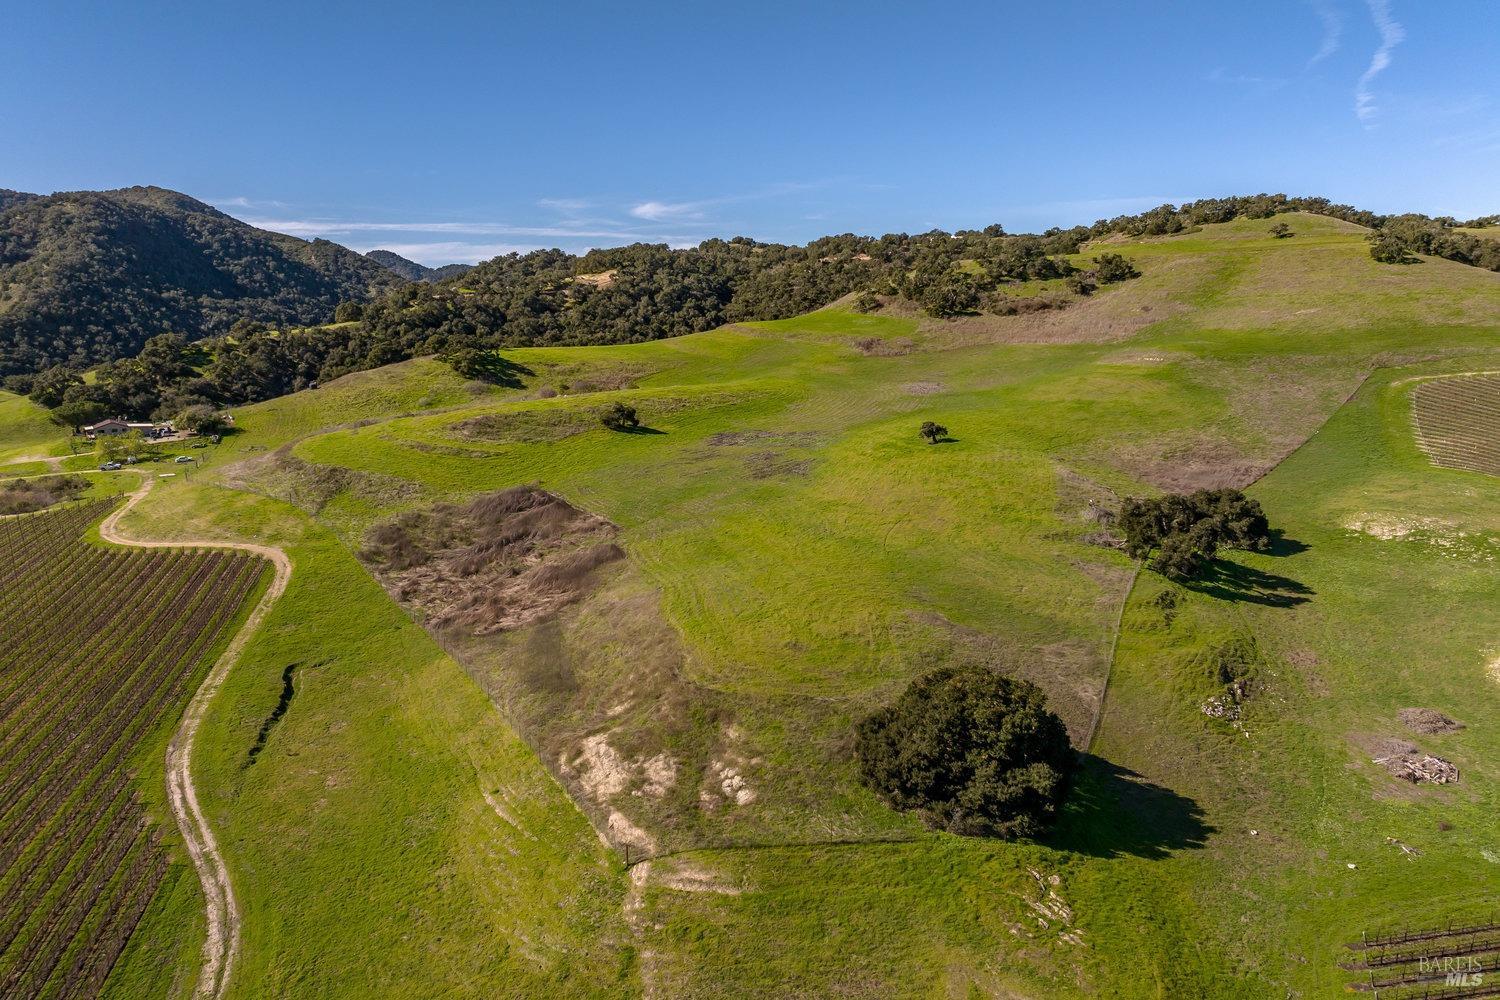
[99,478,291,999]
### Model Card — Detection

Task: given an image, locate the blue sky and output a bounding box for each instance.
[4,1,1498,264]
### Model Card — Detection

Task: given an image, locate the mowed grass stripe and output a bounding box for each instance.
[0,502,266,999]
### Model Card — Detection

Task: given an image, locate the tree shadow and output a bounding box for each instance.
[617,425,666,435]
[1048,754,1214,859]
[1264,530,1309,557]
[1186,559,1314,607]
[467,354,534,388]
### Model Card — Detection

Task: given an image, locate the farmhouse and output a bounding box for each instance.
[83,419,172,440]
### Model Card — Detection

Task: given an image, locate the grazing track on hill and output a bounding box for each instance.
[99,478,291,1000]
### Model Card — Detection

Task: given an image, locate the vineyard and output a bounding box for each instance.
[1412,373,1500,477]
[0,498,266,999]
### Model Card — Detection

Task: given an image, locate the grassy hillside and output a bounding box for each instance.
[104,213,1500,997]
[0,391,67,469]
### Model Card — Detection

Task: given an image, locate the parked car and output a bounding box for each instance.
[174,455,193,464]
[99,461,122,471]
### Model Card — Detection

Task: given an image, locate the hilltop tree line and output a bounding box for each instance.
[4,228,1116,418]
[9,191,1500,422]
[1086,193,1500,270]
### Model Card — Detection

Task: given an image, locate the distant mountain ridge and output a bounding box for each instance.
[365,249,472,283]
[0,186,402,375]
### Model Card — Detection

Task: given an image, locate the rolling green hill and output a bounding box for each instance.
[0,186,402,375]
[91,212,1500,998]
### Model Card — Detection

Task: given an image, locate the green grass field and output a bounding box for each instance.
[90,213,1500,997]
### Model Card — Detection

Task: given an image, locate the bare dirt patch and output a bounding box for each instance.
[1398,708,1465,735]
[361,488,739,854]
[359,486,624,634]
[572,269,617,289]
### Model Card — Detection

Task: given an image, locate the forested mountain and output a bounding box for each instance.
[0,190,39,212]
[0,186,402,375]
[365,250,472,283]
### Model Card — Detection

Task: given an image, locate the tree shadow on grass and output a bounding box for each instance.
[1186,559,1313,607]
[1265,530,1309,557]
[1048,754,1214,860]
[613,425,666,435]
[466,354,534,388]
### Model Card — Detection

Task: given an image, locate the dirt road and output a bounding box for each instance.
[99,478,291,999]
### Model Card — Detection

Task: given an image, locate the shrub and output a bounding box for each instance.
[176,404,227,436]
[855,664,1075,838]
[1092,252,1140,283]
[919,420,948,444]
[920,272,981,317]
[440,346,493,381]
[851,290,881,313]
[1269,222,1293,239]
[985,292,1068,316]
[1065,273,1097,296]
[1369,232,1417,264]
[600,402,640,432]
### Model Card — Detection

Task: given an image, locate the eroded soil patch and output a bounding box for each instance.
[359,486,624,634]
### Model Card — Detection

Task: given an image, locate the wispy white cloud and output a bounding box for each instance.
[1432,124,1500,154]
[221,178,836,265]
[1355,0,1405,125]
[537,197,591,214]
[214,195,287,210]
[1306,0,1344,67]
[1206,66,1290,92]
[627,181,825,224]
[241,217,660,241]
[629,199,709,222]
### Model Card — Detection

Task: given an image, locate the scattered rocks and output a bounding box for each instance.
[1012,868,1085,946]
[1201,678,1252,722]
[709,761,756,806]
[1398,707,1465,735]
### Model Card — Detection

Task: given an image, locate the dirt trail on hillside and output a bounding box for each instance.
[99,477,291,1000]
